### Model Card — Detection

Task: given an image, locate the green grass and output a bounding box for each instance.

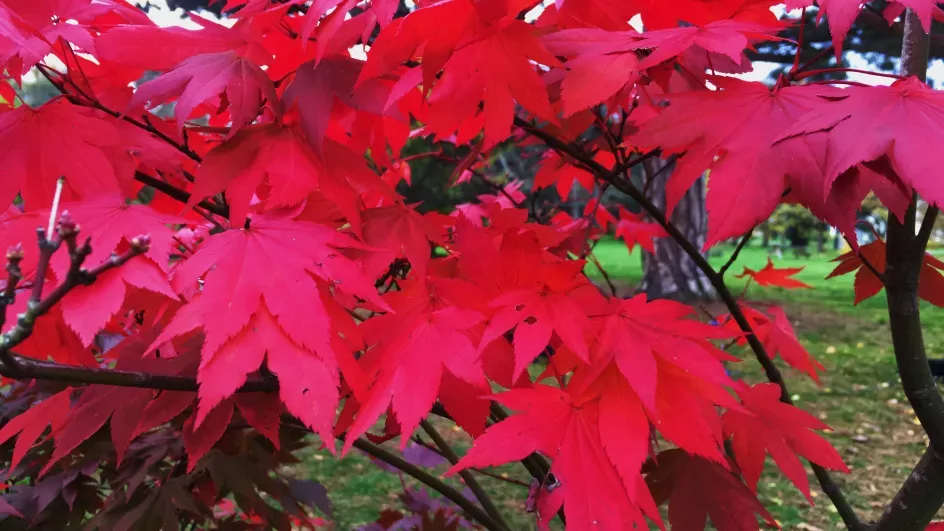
[291,240,944,530]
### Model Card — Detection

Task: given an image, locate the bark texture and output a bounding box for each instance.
[639,158,716,301]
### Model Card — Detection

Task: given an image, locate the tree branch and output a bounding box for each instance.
[0,353,277,392]
[420,420,509,530]
[352,438,508,531]
[134,171,230,219]
[719,229,754,277]
[514,116,865,531]
[873,9,944,530]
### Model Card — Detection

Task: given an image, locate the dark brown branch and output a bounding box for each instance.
[134,171,230,219]
[1,227,148,360]
[871,446,944,531]
[719,229,754,276]
[514,115,865,531]
[873,10,944,531]
[351,438,507,531]
[420,421,509,530]
[0,354,277,392]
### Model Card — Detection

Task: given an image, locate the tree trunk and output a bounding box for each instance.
[639,158,716,301]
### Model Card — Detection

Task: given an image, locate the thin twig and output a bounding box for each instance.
[352,438,507,531]
[420,421,509,530]
[719,229,754,277]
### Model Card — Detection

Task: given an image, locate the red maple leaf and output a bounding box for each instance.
[342,277,490,450]
[533,151,611,200]
[724,382,849,501]
[778,77,944,211]
[44,384,155,472]
[645,448,776,531]
[0,0,121,72]
[129,51,278,137]
[736,258,812,289]
[543,20,783,114]
[0,99,123,209]
[479,256,591,379]
[95,13,271,71]
[826,238,944,307]
[359,0,560,147]
[190,124,381,230]
[627,0,780,29]
[153,212,384,446]
[448,384,661,530]
[630,78,835,247]
[183,397,235,471]
[0,389,72,474]
[591,294,738,412]
[614,207,667,254]
[354,203,443,281]
[280,56,403,154]
[732,304,826,382]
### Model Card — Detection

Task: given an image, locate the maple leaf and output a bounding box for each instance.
[786,0,944,57]
[448,385,660,530]
[533,151,611,200]
[543,20,783,114]
[614,207,666,254]
[736,258,812,289]
[0,98,122,209]
[591,294,738,412]
[645,448,776,531]
[778,77,944,211]
[282,56,404,155]
[359,0,560,147]
[184,398,235,471]
[355,203,443,281]
[733,304,826,382]
[23,195,182,344]
[724,382,849,501]
[154,213,383,447]
[190,124,381,231]
[342,278,490,450]
[234,392,283,448]
[95,14,271,71]
[826,238,944,307]
[479,257,591,379]
[0,0,122,72]
[59,259,177,346]
[630,78,835,247]
[129,51,278,137]
[44,385,155,473]
[0,389,72,474]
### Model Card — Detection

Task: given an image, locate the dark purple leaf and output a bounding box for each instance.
[0,497,23,518]
[402,442,447,468]
[288,478,332,517]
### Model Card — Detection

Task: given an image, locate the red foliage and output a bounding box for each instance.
[0,0,930,529]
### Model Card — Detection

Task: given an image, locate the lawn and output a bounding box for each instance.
[291,239,943,530]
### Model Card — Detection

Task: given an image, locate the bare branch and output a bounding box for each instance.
[719,229,753,277]
[352,438,508,531]
[420,420,509,530]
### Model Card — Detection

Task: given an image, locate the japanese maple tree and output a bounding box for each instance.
[0,0,941,529]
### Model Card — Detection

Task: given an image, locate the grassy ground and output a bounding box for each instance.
[293,239,942,530]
